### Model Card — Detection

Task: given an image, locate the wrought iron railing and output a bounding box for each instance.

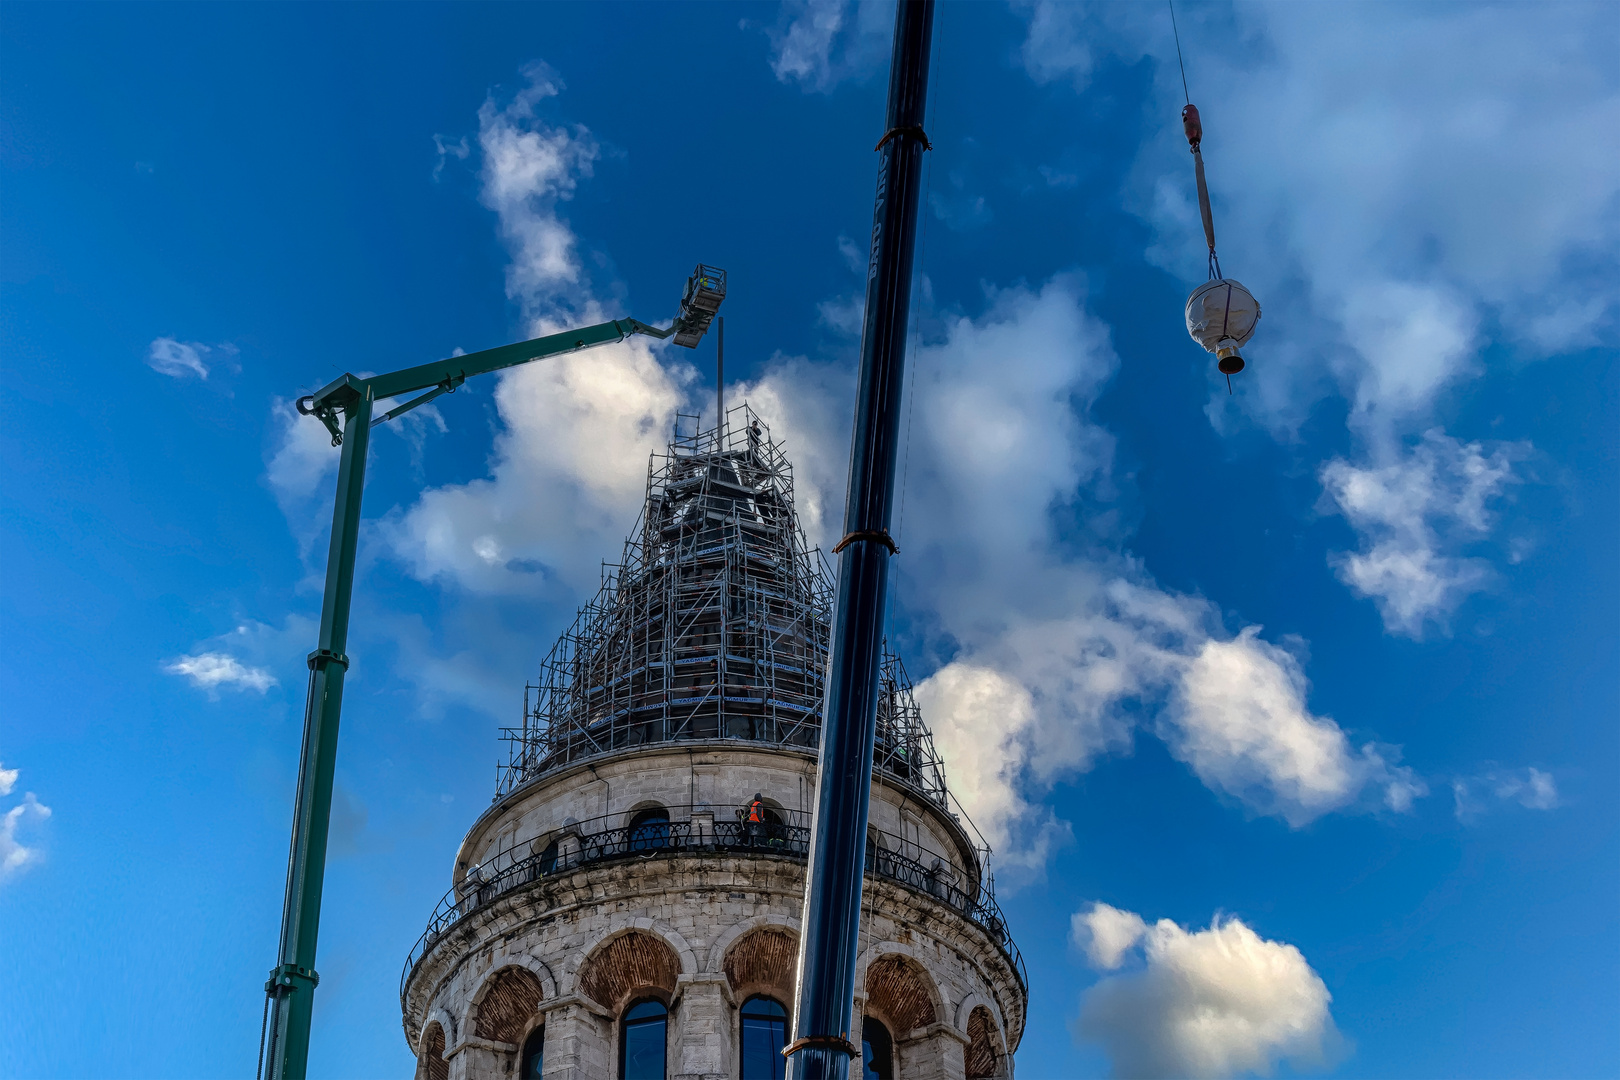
[400,807,1026,1005]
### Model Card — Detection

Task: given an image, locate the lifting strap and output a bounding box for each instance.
[1171,2,1222,280]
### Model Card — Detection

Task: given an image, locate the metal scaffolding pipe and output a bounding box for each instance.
[787,2,935,1077]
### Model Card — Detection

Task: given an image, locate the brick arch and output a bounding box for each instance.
[417,1021,448,1080]
[864,954,938,1035]
[965,1004,1007,1078]
[471,965,544,1044]
[724,926,798,1004]
[706,913,799,972]
[579,929,681,1012]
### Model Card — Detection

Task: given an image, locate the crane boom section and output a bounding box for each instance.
[306,317,673,414]
[265,269,718,1080]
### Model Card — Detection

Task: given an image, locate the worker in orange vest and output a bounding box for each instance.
[746,793,765,844]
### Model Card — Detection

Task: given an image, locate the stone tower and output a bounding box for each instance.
[400,409,1026,1080]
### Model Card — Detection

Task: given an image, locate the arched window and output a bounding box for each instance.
[759,804,785,843]
[520,1025,545,1080]
[861,1016,894,1080]
[743,795,788,847]
[420,1021,448,1080]
[620,998,668,1079]
[964,1004,1004,1079]
[538,838,559,874]
[739,996,788,1079]
[628,808,671,851]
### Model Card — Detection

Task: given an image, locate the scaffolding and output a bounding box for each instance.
[497,405,949,807]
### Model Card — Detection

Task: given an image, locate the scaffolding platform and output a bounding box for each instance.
[497,405,948,807]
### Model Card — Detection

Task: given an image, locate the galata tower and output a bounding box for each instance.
[399,409,1026,1080]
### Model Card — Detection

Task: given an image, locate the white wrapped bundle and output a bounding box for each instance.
[1185,278,1260,350]
[1185,278,1260,374]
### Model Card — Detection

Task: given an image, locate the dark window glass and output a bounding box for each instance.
[628,808,671,851]
[539,839,559,874]
[739,996,788,1080]
[620,998,667,1080]
[520,1025,545,1080]
[861,1016,894,1080]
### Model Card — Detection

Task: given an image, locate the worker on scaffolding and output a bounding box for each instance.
[747,419,762,464]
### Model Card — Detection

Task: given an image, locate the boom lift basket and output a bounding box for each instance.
[674,264,727,348]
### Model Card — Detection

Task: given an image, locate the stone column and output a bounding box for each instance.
[446,1038,515,1080]
[673,974,733,1080]
[540,997,613,1080]
[689,811,714,849]
[555,828,582,872]
[895,1022,969,1080]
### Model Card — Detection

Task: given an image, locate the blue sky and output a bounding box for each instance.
[2,2,1616,1078]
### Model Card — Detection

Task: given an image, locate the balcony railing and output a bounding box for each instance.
[400,806,1026,1005]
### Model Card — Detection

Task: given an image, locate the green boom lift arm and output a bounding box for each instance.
[296,316,680,444]
[261,265,724,1080]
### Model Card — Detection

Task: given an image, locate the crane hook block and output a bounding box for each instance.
[1181,103,1202,150]
[673,264,727,348]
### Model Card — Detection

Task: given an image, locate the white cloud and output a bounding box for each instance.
[381,400,449,476]
[266,396,341,556]
[914,663,1066,871]
[1453,766,1559,823]
[929,170,992,231]
[896,280,1414,834]
[297,55,1425,871]
[1016,1,1143,93]
[1096,3,1619,430]
[1513,768,1559,810]
[766,0,893,93]
[381,338,691,596]
[1170,629,1424,825]
[477,62,603,332]
[816,294,865,336]
[1018,3,1612,623]
[1071,901,1148,970]
[2,768,52,881]
[836,234,865,275]
[377,64,697,597]
[266,385,448,558]
[1075,905,1343,1080]
[815,236,869,336]
[252,61,688,601]
[163,615,316,703]
[432,132,469,182]
[256,64,708,720]
[147,337,217,379]
[1321,430,1525,637]
[164,651,278,694]
[741,274,1420,871]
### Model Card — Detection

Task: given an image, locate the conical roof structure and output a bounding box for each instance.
[498,405,948,806]
[402,407,1027,1079]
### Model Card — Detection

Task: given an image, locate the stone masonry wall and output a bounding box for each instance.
[403,748,1025,1080]
[453,744,981,893]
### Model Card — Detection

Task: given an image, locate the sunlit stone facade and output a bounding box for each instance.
[399,414,1025,1079]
